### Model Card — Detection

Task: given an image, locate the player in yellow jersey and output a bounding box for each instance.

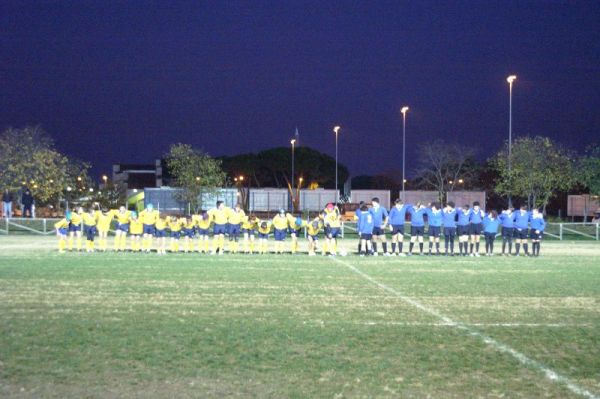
[323,203,342,256]
[288,215,306,254]
[306,217,323,256]
[256,220,272,254]
[82,207,98,252]
[139,203,159,252]
[168,216,183,252]
[208,201,229,255]
[129,212,143,251]
[154,215,168,255]
[227,204,245,253]
[272,209,290,254]
[54,212,71,253]
[182,216,196,253]
[67,207,84,251]
[113,206,131,251]
[195,212,211,253]
[242,214,258,253]
[95,207,114,252]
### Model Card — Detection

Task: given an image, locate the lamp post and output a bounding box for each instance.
[290,138,296,193]
[401,107,409,201]
[333,126,341,204]
[507,75,517,208]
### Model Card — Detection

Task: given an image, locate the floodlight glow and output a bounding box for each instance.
[507,75,517,84]
[333,126,340,134]
[401,106,409,114]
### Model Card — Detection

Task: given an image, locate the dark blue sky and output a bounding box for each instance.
[2,1,599,179]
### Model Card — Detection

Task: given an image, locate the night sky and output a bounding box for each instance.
[2,1,600,179]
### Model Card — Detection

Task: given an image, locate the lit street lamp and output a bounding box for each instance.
[333,126,341,204]
[290,138,296,194]
[507,75,517,207]
[401,106,409,201]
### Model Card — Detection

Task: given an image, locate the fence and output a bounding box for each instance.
[248,189,288,211]
[143,187,239,213]
[1,218,599,241]
[299,190,338,211]
[350,190,391,208]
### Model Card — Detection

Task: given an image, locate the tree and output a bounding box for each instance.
[414,139,478,202]
[165,143,226,213]
[575,145,600,221]
[0,126,90,208]
[491,136,576,212]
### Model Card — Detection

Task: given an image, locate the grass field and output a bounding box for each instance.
[1,236,600,398]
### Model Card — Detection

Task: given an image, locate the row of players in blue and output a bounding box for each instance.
[355,198,546,257]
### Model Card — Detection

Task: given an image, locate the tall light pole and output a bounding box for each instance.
[401,107,409,201]
[333,126,341,204]
[507,75,517,208]
[290,138,296,206]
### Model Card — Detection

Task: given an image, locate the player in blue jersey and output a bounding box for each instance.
[369,197,390,256]
[357,204,375,256]
[388,199,409,256]
[499,207,515,256]
[426,202,443,255]
[483,210,501,256]
[530,208,546,256]
[512,205,531,256]
[408,203,427,255]
[442,202,458,256]
[469,202,485,257]
[456,205,471,256]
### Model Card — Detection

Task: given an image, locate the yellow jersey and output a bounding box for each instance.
[196,217,211,230]
[139,209,160,225]
[257,221,271,235]
[307,220,322,236]
[155,217,168,231]
[70,212,83,226]
[54,218,69,230]
[242,217,257,230]
[272,214,289,230]
[130,219,143,235]
[227,208,246,225]
[113,210,131,224]
[82,213,97,226]
[96,210,114,231]
[168,218,183,232]
[286,213,297,228]
[324,208,341,228]
[183,219,196,230]
[208,207,229,225]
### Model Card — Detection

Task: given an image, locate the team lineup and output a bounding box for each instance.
[53,197,547,257]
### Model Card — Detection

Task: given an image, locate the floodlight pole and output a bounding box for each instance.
[507,75,517,208]
[401,107,409,201]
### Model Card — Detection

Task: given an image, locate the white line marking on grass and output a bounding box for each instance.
[330,256,600,399]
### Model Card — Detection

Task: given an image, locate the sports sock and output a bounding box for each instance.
[399,243,403,253]
[523,243,529,255]
[475,242,479,253]
[428,242,433,253]
[435,242,439,252]
[409,242,414,253]
[515,243,520,254]
[382,243,387,253]
[419,243,423,253]
[372,242,377,253]
[391,242,396,252]
[469,243,474,253]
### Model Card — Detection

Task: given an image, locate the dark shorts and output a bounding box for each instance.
[391,225,405,235]
[457,225,470,236]
[502,227,514,238]
[360,233,373,240]
[514,228,528,239]
[229,224,241,236]
[171,231,181,239]
[289,228,302,236]
[68,223,81,232]
[182,228,195,238]
[242,228,255,236]
[143,224,155,235]
[213,224,227,235]
[197,228,209,236]
[155,229,166,238]
[530,230,543,240]
[411,225,424,236]
[117,223,129,233]
[258,232,269,239]
[470,223,483,235]
[57,227,68,235]
[308,234,319,241]
[328,227,341,239]
[83,225,97,240]
[428,226,441,237]
[274,228,287,241]
[484,232,497,240]
[443,227,457,237]
[373,226,385,236]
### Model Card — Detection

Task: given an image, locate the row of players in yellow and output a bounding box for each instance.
[54,202,344,255]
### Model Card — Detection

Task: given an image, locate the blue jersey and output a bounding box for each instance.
[442,209,457,228]
[483,216,501,233]
[388,205,408,225]
[457,208,471,226]
[358,211,375,234]
[530,216,546,231]
[513,211,531,229]
[426,208,443,227]
[499,212,514,228]
[369,206,388,228]
[408,206,426,227]
[470,208,485,224]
